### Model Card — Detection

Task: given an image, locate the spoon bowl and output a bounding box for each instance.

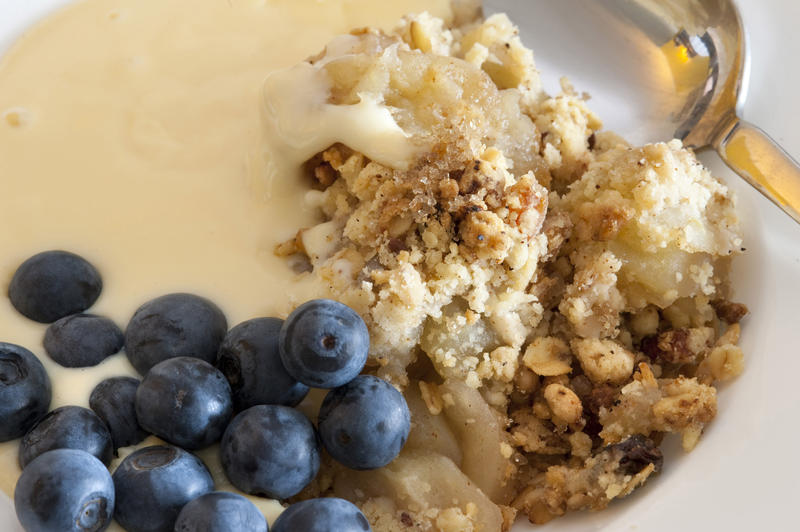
[486,0,800,223]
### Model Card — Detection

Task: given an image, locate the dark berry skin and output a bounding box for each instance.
[272,498,371,532]
[220,405,319,499]
[19,405,113,468]
[14,449,114,532]
[113,445,214,532]
[318,375,410,470]
[216,317,308,410]
[125,293,227,375]
[279,299,369,389]
[44,313,124,368]
[136,357,233,450]
[0,342,51,442]
[8,250,102,323]
[173,492,268,532]
[90,376,148,451]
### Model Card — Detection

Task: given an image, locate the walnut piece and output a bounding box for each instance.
[571,338,635,385]
[522,337,572,376]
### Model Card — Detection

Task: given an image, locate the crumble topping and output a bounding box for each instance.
[272,7,747,531]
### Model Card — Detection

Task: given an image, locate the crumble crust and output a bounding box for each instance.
[274,8,748,531]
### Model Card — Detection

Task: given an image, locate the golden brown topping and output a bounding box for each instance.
[559,249,625,339]
[540,209,573,261]
[504,175,548,237]
[522,337,572,377]
[697,344,744,383]
[573,202,634,242]
[584,384,618,415]
[510,409,570,455]
[460,210,513,261]
[711,299,749,323]
[599,363,717,451]
[640,327,714,364]
[543,383,583,424]
[275,10,748,528]
[571,338,635,385]
[512,434,660,523]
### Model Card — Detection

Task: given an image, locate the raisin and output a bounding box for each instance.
[388,238,408,253]
[608,434,663,475]
[587,132,596,150]
[585,385,617,415]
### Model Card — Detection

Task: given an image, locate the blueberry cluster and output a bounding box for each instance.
[2,251,410,532]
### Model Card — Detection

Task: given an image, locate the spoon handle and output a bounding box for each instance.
[713,115,800,224]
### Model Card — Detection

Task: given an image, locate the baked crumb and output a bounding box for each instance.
[272,7,746,530]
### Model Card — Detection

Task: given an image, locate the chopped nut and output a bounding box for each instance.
[600,364,717,450]
[716,322,740,346]
[513,432,660,520]
[640,327,714,364]
[460,209,514,261]
[711,299,749,323]
[697,344,744,383]
[510,409,569,454]
[274,13,747,528]
[522,337,573,376]
[571,338,635,385]
[544,383,583,424]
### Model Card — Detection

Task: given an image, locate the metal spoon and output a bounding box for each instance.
[486,0,800,223]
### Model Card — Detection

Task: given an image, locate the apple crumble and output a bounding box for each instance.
[273,7,747,531]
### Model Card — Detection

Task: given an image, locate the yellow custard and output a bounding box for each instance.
[0,0,451,525]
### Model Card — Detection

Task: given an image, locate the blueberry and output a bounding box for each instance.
[0,342,51,442]
[113,445,214,532]
[125,293,227,375]
[14,448,114,532]
[318,375,410,470]
[19,405,113,468]
[89,376,148,451]
[271,498,371,532]
[44,313,124,368]
[220,405,319,499]
[8,250,102,323]
[136,357,233,450]
[174,491,268,532]
[279,299,369,389]
[216,318,308,410]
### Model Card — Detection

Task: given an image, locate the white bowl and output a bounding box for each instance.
[1,1,799,531]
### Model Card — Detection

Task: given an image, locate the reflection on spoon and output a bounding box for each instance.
[486,0,800,223]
